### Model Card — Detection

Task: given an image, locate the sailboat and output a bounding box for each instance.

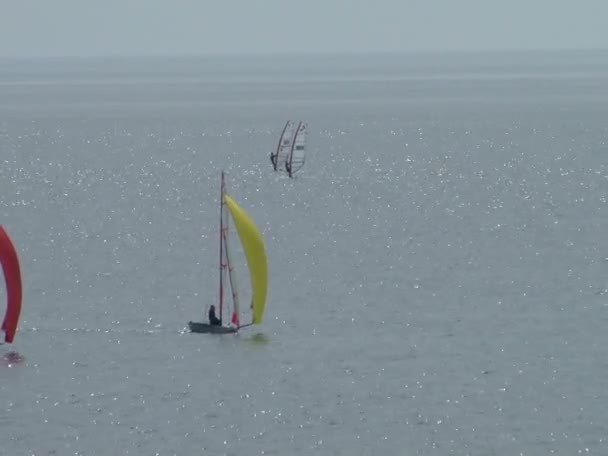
[188,171,268,334]
[0,225,22,344]
[286,121,307,178]
[270,120,295,172]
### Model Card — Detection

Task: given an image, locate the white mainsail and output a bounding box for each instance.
[271,121,295,171]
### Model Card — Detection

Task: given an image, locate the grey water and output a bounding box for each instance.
[1,50,608,455]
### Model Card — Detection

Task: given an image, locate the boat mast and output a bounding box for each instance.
[218,171,225,322]
[219,172,241,327]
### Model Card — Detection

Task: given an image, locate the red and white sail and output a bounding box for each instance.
[219,172,241,328]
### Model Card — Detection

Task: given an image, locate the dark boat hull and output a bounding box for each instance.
[188,321,238,334]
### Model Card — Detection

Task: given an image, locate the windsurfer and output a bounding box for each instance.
[270,152,277,170]
[208,305,221,326]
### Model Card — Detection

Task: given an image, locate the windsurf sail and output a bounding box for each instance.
[271,121,295,171]
[0,225,22,344]
[286,122,307,178]
[224,195,268,325]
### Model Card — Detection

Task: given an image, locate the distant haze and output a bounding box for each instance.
[2,0,608,58]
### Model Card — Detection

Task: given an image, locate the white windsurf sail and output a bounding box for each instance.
[271,121,295,171]
[286,122,307,177]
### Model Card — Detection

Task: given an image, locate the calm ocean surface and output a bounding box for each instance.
[1,50,608,455]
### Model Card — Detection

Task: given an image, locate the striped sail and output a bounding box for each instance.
[271,121,295,171]
[286,122,307,177]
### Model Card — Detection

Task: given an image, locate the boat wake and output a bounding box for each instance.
[17,326,179,337]
[0,349,24,367]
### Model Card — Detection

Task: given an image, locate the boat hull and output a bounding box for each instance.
[188,321,237,334]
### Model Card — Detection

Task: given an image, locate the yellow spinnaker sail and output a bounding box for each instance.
[224,195,268,325]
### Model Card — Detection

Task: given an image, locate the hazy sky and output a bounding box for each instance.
[1,0,608,57]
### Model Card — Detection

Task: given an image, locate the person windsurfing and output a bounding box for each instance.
[270,152,277,171]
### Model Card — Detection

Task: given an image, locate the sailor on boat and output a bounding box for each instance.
[208,305,222,326]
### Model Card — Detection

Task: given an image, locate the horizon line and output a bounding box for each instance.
[1,47,608,61]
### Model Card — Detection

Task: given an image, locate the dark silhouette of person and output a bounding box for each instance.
[270,152,277,171]
[208,305,221,326]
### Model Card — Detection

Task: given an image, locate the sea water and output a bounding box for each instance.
[1,50,608,455]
